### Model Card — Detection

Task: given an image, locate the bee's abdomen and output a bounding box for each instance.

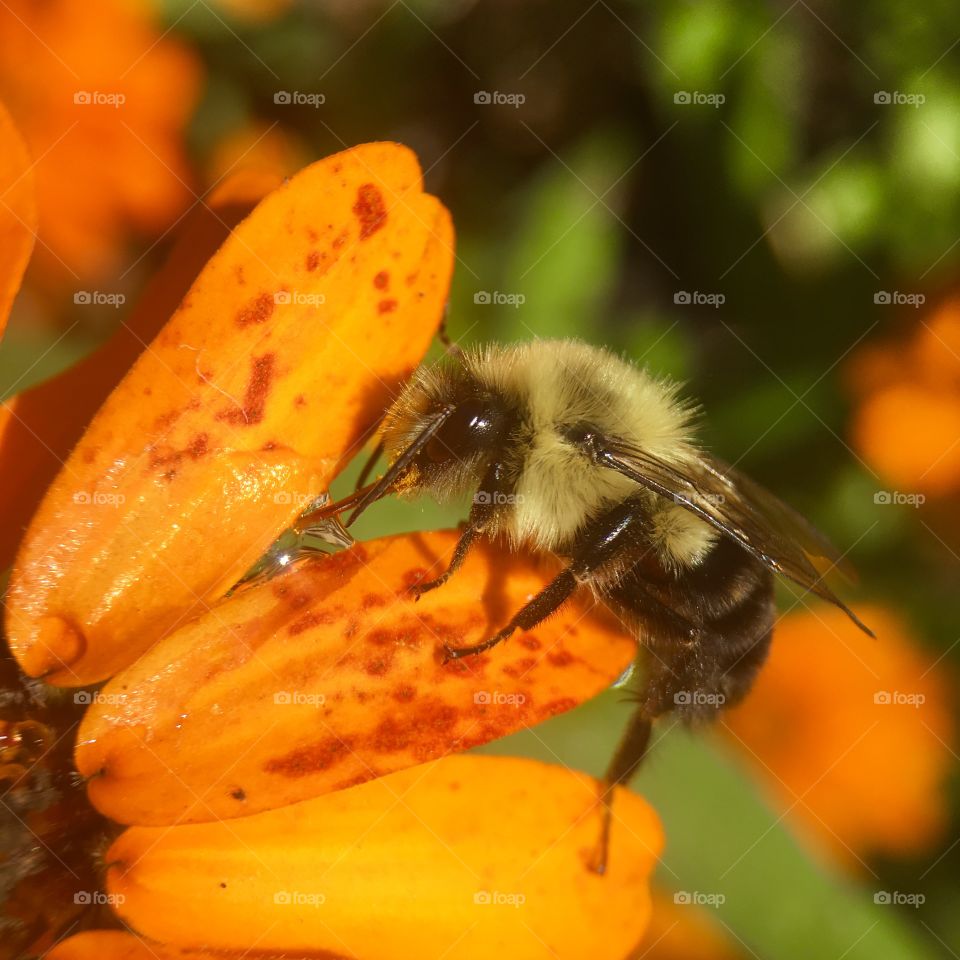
[608,536,776,722]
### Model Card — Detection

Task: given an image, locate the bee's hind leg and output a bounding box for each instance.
[589,703,653,875]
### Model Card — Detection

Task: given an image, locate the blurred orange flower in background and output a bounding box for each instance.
[206,119,308,186]
[0,0,201,288]
[849,298,960,497]
[723,604,953,864]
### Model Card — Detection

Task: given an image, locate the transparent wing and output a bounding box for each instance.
[596,438,874,636]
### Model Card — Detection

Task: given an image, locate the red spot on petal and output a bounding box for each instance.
[373,270,390,290]
[187,433,209,459]
[264,737,354,777]
[364,656,393,677]
[402,567,429,590]
[235,292,274,328]
[378,298,398,314]
[543,697,578,717]
[547,649,575,668]
[216,354,275,425]
[306,250,320,271]
[288,610,336,636]
[353,183,387,240]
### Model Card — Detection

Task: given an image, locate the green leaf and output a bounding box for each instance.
[488,131,625,340]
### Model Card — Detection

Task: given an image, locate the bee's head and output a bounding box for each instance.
[345,363,515,524]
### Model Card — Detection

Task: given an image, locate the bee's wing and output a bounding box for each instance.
[597,438,874,636]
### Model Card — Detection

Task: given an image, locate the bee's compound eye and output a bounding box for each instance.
[425,398,501,464]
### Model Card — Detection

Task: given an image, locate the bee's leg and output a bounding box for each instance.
[442,567,579,660]
[589,703,653,875]
[413,457,514,598]
[444,495,649,660]
[354,438,384,492]
[411,523,479,598]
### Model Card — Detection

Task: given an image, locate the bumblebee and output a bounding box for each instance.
[302,339,871,871]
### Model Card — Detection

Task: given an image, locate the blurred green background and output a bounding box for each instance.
[2,1,958,958]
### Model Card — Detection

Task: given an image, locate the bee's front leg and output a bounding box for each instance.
[411,456,514,599]
[411,523,479,598]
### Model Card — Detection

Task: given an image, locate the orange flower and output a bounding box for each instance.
[0,0,201,285]
[723,605,953,862]
[849,297,960,496]
[2,134,660,957]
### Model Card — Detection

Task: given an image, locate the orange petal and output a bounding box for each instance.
[47,932,233,960]
[0,95,36,338]
[0,170,282,569]
[76,530,636,826]
[105,755,663,960]
[724,604,953,860]
[7,142,454,686]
